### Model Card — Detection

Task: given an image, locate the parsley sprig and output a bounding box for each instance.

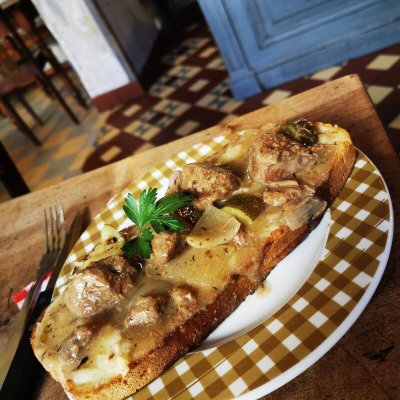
[122,188,192,259]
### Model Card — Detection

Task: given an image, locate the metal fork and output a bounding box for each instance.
[27,204,66,314]
[0,204,65,387]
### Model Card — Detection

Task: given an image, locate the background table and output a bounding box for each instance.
[0,75,398,399]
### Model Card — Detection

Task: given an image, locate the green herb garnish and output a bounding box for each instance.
[122,188,192,259]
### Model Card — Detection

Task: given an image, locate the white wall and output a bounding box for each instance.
[32,0,137,98]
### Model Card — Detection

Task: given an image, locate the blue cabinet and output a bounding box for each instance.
[198,0,400,98]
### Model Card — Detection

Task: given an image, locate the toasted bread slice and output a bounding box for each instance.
[31,121,355,400]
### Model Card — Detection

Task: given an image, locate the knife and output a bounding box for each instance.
[0,212,83,398]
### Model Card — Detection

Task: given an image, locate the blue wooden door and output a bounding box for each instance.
[198,0,400,98]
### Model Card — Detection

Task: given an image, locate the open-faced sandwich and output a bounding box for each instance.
[31,119,356,399]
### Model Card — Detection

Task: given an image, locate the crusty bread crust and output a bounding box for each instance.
[32,122,356,400]
[327,141,356,199]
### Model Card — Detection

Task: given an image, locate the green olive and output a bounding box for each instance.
[279,118,317,146]
[221,194,265,224]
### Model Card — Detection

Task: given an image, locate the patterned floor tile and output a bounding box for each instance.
[206,56,226,71]
[367,54,400,70]
[29,146,60,168]
[124,120,161,141]
[196,81,242,113]
[41,128,71,149]
[375,89,400,127]
[134,142,156,154]
[82,131,145,171]
[106,96,159,130]
[24,163,50,187]
[162,37,210,66]
[152,105,227,145]
[53,135,87,159]
[175,120,200,136]
[170,69,227,103]
[310,66,343,81]
[96,127,121,146]
[262,89,292,105]
[16,153,36,172]
[388,113,400,130]
[182,43,219,67]
[367,85,393,104]
[123,104,142,118]
[69,146,96,171]
[169,65,202,79]
[40,154,76,181]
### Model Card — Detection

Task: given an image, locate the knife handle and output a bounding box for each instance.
[1,288,53,400]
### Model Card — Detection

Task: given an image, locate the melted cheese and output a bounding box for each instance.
[147,244,237,289]
[70,326,129,385]
[316,122,352,145]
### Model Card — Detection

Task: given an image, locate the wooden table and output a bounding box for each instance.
[0,75,398,399]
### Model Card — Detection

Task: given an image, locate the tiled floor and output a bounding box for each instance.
[1,22,400,203]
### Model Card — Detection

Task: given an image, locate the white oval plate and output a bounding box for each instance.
[197,211,331,351]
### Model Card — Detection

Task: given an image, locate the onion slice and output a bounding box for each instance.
[186,205,241,248]
[284,197,327,231]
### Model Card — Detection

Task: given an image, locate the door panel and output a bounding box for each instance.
[199,0,400,98]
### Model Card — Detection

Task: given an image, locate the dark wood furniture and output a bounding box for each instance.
[0,5,83,145]
[8,2,88,109]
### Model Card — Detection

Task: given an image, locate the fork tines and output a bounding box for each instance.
[44,204,65,253]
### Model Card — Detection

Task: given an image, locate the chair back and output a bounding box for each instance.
[0,14,28,77]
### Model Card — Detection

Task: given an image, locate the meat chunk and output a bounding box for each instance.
[170,286,198,320]
[248,132,337,187]
[120,225,140,242]
[92,255,134,274]
[176,205,202,226]
[124,295,165,328]
[263,180,303,207]
[248,132,304,182]
[263,180,316,208]
[93,255,138,295]
[65,256,137,318]
[58,325,93,369]
[151,232,185,265]
[180,162,240,209]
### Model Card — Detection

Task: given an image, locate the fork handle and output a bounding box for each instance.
[0,288,53,399]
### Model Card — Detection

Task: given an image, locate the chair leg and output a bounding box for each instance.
[0,140,30,197]
[41,48,88,109]
[0,96,41,146]
[14,89,44,126]
[59,69,89,109]
[36,73,80,124]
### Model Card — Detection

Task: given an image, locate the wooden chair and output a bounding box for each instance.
[0,6,81,145]
[8,3,88,109]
